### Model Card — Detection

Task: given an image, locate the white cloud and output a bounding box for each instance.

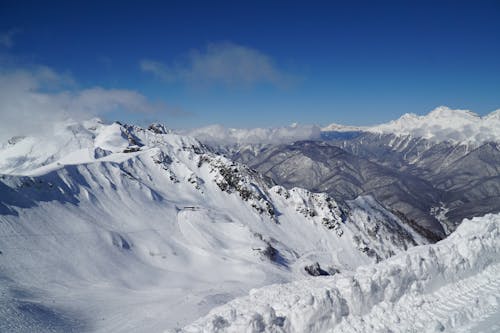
[0,66,161,142]
[0,29,21,48]
[140,42,294,87]
[63,87,158,114]
[180,123,321,145]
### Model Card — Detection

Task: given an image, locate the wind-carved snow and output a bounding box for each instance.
[182,213,500,333]
[0,119,418,332]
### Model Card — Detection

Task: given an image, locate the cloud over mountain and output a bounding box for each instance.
[0,65,160,142]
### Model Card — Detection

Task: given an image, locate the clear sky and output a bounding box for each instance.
[0,0,499,129]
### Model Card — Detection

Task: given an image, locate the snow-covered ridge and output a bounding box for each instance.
[366,106,500,144]
[0,119,420,331]
[182,212,500,333]
[0,118,417,263]
[181,106,500,146]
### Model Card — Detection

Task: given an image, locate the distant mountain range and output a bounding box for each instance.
[187,107,500,242]
[366,106,500,144]
[184,106,500,145]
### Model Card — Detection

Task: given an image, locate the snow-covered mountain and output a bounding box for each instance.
[183,212,500,333]
[182,106,500,147]
[227,134,500,240]
[321,106,500,145]
[189,107,500,242]
[367,106,500,144]
[0,119,419,332]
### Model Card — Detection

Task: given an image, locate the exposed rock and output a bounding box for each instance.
[304,262,330,276]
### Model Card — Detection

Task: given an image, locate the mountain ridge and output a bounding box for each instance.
[0,119,420,331]
[181,106,500,146]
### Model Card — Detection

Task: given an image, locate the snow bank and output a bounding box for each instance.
[181,213,500,332]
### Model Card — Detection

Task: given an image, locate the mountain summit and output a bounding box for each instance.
[367,106,500,144]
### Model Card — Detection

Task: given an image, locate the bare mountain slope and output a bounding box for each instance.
[229,141,445,241]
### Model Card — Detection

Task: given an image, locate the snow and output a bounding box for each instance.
[367,106,500,145]
[184,106,500,147]
[0,119,417,332]
[93,122,130,152]
[0,118,105,175]
[182,213,500,333]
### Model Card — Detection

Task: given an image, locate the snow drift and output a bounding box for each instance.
[182,212,500,333]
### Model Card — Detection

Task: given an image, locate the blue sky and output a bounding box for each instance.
[0,0,499,129]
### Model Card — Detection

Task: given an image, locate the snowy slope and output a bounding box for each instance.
[0,120,417,332]
[182,212,500,333]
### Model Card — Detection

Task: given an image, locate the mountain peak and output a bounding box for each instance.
[368,106,500,144]
[485,109,500,120]
[147,123,170,134]
[427,106,479,119]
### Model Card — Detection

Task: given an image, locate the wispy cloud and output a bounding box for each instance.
[0,29,21,48]
[140,42,295,88]
[0,65,179,141]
